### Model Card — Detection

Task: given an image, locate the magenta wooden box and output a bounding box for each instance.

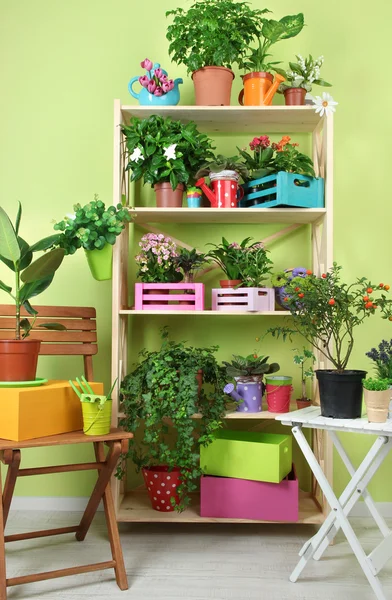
[134,283,204,311]
[200,466,298,521]
[211,287,275,312]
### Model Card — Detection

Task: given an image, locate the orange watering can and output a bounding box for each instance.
[239,72,285,106]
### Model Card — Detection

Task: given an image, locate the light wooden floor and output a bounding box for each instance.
[4,510,392,599]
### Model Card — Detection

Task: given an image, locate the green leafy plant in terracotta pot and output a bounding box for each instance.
[0,203,66,382]
[121,115,214,207]
[240,12,304,106]
[362,378,391,424]
[118,328,227,512]
[54,196,132,281]
[166,0,266,106]
[207,237,272,288]
[278,54,332,106]
[276,263,392,419]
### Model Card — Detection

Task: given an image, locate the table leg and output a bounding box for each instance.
[94,442,128,591]
[0,468,7,599]
[314,432,391,561]
[290,426,388,600]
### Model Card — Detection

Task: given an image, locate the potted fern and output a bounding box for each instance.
[0,204,65,382]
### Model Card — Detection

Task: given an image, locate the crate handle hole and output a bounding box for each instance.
[293,179,310,188]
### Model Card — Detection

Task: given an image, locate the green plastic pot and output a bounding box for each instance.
[81,400,112,435]
[85,245,113,281]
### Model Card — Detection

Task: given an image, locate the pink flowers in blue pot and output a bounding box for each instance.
[128,59,183,106]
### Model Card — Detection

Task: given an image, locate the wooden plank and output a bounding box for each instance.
[17,462,103,476]
[0,330,96,342]
[120,310,290,316]
[0,305,96,318]
[7,561,116,587]
[5,526,78,543]
[0,318,97,331]
[40,344,98,356]
[0,429,133,450]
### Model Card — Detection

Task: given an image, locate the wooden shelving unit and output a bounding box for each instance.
[111,101,334,526]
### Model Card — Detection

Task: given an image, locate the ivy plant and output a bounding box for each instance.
[118,328,227,512]
[54,195,132,254]
[122,115,215,191]
[166,0,268,73]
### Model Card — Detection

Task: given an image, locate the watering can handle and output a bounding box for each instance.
[128,76,140,100]
[237,185,244,201]
[238,89,244,106]
[83,403,105,434]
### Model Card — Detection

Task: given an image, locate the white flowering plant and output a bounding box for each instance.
[279,54,331,93]
[135,233,183,283]
[121,115,215,191]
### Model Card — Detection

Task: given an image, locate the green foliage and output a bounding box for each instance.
[293,347,315,400]
[135,233,183,284]
[223,353,280,381]
[118,328,227,512]
[363,378,390,392]
[207,237,273,286]
[166,0,268,73]
[121,116,215,191]
[280,263,392,372]
[0,202,65,339]
[279,54,332,93]
[195,155,248,182]
[243,13,304,73]
[173,248,207,284]
[272,139,315,178]
[54,195,131,255]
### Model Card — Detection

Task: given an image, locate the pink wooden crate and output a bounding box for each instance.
[134,283,204,311]
[200,466,298,521]
[211,287,275,312]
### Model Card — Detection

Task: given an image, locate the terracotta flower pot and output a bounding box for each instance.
[284,88,306,106]
[364,389,391,423]
[238,72,273,106]
[154,183,184,208]
[296,398,311,410]
[219,279,242,288]
[0,339,41,382]
[192,66,235,106]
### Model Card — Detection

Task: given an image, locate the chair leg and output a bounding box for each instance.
[76,441,122,542]
[0,469,7,600]
[94,442,128,591]
[2,450,21,527]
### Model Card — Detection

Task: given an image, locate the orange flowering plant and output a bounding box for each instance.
[279,263,392,372]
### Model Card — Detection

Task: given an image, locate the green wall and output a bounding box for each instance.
[1,0,392,500]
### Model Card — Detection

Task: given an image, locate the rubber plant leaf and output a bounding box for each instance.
[29,234,61,253]
[38,322,67,331]
[22,300,38,316]
[0,280,12,294]
[0,206,20,263]
[21,248,65,283]
[0,236,33,272]
[15,201,22,235]
[19,275,54,303]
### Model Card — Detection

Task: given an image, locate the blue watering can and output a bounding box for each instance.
[128,63,183,106]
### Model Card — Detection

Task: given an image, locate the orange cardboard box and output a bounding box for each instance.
[0,380,104,441]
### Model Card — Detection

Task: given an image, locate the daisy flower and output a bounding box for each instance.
[311,92,338,117]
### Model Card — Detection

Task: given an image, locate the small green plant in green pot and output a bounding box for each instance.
[70,376,116,435]
[0,203,66,382]
[166,0,267,105]
[54,196,132,281]
[118,328,227,512]
[363,378,391,424]
[121,115,214,208]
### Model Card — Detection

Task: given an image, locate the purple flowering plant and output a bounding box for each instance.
[138,58,175,97]
[366,340,392,382]
[207,237,272,286]
[135,233,182,283]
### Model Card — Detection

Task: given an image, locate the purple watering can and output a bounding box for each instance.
[224,379,264,413]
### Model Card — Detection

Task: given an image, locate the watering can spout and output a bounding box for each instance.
[263,74,286,106]
[224,383,243,403]
[195,178,216,207]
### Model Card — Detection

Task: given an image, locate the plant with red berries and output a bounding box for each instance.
[280,263,392,372]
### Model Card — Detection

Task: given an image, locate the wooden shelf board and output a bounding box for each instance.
[118,404,298,420]
[119,310,290,316]
[130,207,326,225]
[120,105,323,133]
[117,490,324,524]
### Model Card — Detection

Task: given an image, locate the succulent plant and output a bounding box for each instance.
[223,354,280,380]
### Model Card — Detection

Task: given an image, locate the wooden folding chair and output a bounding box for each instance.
[0,305,132,598]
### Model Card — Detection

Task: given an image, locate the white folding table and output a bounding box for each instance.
[276,406,392,600]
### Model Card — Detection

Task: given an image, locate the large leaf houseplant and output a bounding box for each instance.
[166,0,267,105]
[0,204,65,381]
[279,263,392,419]
[119,329,227,512]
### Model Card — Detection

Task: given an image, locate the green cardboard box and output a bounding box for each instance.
[200,430,292,484]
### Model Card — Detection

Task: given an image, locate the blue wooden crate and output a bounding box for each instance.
[240,172,324,209]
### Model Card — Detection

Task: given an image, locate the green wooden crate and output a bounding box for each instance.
[200,430,292,484]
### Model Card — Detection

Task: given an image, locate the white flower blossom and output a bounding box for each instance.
[130,147,144,163]
[163,143,177,161]
[311,92,338,117]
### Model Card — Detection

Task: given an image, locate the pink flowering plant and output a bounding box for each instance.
[135,233,183,283]
[237,135,274,179]
[138,58,176,97]
[207,237,273,286]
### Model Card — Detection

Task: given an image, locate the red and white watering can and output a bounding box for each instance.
[195,170,244,208]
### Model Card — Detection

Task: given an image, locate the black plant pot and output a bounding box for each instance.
[316,370,367,419]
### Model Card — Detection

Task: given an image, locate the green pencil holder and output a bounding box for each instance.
[81,399,112,435]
